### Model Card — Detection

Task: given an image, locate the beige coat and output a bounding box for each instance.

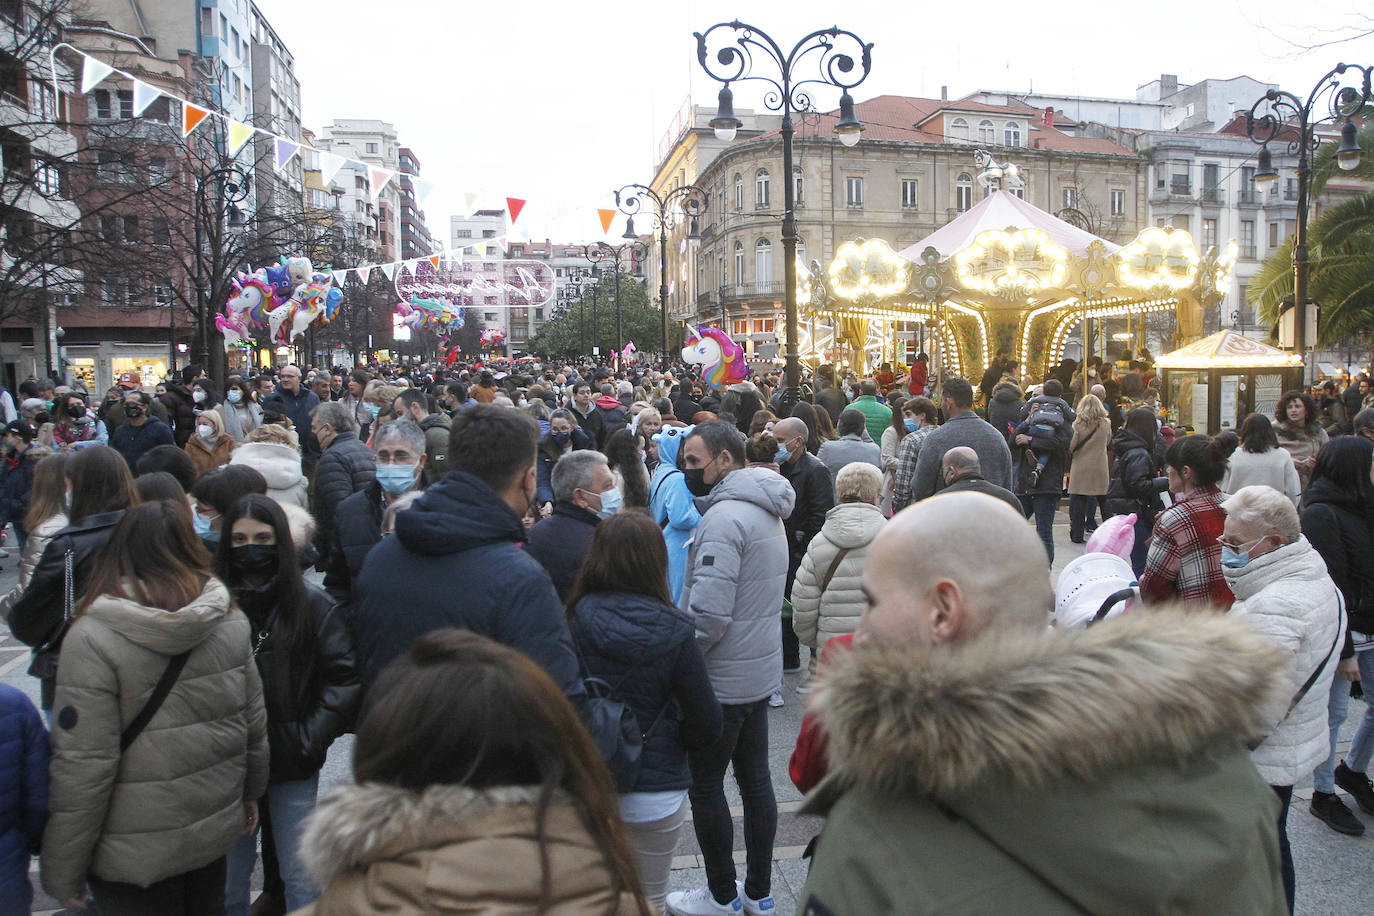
[1274,420,1328,493]
[41,579,269,899]
[1067,417,1111,495]
[295,783,642,915]
[791,502,885,648]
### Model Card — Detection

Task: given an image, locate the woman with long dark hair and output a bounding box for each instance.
[300,629,651,914]
[1274,390,1329,495]
[1105,407,1169,575]
[1222,413,1301,506]
[0,450,66,622]
[604,428,650,509]
[1139,435,1233,610]
[9,446,138,711]
[217,494,360,916]
[40,500,268,913]
[51,393,106,451]
[566,512,722,911]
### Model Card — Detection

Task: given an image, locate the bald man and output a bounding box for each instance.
[773,416,835,678]
[799,492,1290,915]
[939,446,1022,514]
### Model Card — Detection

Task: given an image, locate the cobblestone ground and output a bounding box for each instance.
[4,507,1371,914]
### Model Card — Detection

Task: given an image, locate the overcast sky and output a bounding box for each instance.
[255,0,1366,244]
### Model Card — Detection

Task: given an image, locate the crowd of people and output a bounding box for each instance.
[0,348,1368,915]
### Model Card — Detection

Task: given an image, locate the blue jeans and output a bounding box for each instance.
[1021,494,1058,565]
[225,773,319,915]
[1128,514,1153,577]
[1313,667,1352,793]
[1341,651,1374,773]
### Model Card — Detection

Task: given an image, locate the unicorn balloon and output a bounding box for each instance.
[681,325,747,390]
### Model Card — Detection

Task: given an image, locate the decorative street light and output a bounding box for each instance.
[584,239,648,358]
[614,183,707,362]
[695,20,873,405]
[193,164,250,376]
[1245,62,1370,379]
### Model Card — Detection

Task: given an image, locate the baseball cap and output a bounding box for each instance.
[117,371,141,389]
[3,420,36,442]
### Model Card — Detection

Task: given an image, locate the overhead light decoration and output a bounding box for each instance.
[1117,226,1201,291]
[827,237,913,301]
[795,255,815,307]
[954,227,1069,297]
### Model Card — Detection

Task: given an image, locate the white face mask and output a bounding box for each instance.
[197,425,215,441]
[192,390,207,404]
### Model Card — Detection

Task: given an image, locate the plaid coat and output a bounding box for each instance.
[1139,485,1234,610]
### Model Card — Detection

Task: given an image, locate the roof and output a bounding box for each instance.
[751,95,1134,155]
[1155,330,1302,369]
[898,190,1120,261]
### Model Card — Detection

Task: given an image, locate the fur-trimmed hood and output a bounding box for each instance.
[813,608,1287,797]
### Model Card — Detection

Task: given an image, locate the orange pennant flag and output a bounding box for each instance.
[506,197,526,223]
[182,102,211,137]
[428,255,440,270]
[598,208,616,235]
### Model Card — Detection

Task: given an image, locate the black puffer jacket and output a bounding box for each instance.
[986,381,1027,442]
[157,383,196,448]
[322,481,384,605]
[7,510,126,707]
[1301,478,1374,635]
[780,452,834,596]
[524,503,599,603]
[237,580,361,781]
[312,432,376,562]
[1104,430,1167,525]
[569,592,722,793]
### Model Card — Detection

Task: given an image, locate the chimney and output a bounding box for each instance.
[1043,106,1054,127]
[940,85,947,102]
[1160,74,1178,97]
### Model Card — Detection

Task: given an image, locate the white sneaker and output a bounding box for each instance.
[767,691,784,708]
[667,884,742,915]
[737,880,776,914]
[795,682,814,695]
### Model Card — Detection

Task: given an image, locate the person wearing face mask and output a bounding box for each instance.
[535,409,593,517]
[352,405,585,709]
[773,416,835,691]
[1139,434,1233,610]
[51,395,106,452]
[323,420,427,609]
[309,402,376,569]
[667,421,793,916]
[183,409,235,478]
[188,465,269,552]
[649,426,701,605]
[1221,485,1343,913]
[156,367,199,449]
[526,450,619,603]
[109,390,174,470]
[217,494,361,916]
[216,378,263,444]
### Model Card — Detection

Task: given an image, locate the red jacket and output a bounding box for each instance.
[788,633,854,793]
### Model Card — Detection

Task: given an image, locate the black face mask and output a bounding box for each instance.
[124,404,143,418]
[230,543,278,575]
[682,466,716,498]
[68,404,85,419]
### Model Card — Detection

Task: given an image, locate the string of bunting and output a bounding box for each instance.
[47,43,632,283]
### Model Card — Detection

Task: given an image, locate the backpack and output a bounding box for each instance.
[572,627,671,792]
[1028,399,1067,429]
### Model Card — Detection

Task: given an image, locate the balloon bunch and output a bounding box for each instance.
[394,296,466,336]
[480,327,507,348]
[216,256,344,350]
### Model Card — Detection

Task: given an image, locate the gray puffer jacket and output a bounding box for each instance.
[680,467,795,704]
[41,579,269,900]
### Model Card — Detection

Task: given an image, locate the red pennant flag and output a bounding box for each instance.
[182,102,212,137]
[598,208,616,234]
[506,197,526,223]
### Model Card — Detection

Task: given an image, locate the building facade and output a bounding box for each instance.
[318,118,401,263]
[397,146,434,261]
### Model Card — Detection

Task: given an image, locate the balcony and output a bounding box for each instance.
[1200,187,1224,205]
[723,281,783,300]
[1238,245,1257,261]
[1238,188,1260,206]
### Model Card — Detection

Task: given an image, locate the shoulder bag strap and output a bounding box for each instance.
[120,650,192,752]
[1285,589,1345,717]
[818,547,852,596]
[1070,423,1100,455]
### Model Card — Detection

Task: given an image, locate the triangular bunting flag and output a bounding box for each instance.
[367,167,394,201]
[274,137,301,171]
[406,259,423,274]
[132,80,161,116]
[355,265,373,286]
[598,209,617,234]
[495,237,509,254]
[428,255,440,270]
[332,270,348,287]
[668,280,676,296]
[320,152,348,185]
[471,243,485,258]
[412,178,436,207]
[181,102,212,137]
[81,57,116,94]
[463,191,480,215]
[226,120,255,156]
[506,198,526,223]
[379,263,396,281]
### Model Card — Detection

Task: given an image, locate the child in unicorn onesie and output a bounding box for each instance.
[649,425,701,603]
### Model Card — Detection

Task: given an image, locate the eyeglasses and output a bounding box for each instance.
[1217,535,1266,552]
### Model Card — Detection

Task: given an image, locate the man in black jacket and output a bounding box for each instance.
[157,367,198,448]
[353,405,584,707]
[525,450,615,601]
[310,401,376,567]
[109,390,174,469]
[263,366,321,470]
[940,447,1022,514]
[772,416,833,678]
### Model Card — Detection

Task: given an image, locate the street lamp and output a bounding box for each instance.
[695,20,873,405]
[614,183,707,363]
[1245,62,1370,379]
[193,164,250,375]
[584,239,648,360]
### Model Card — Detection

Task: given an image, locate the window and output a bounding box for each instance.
[1155,164,1166,190]
[1203,218,1217,250]
[978,120,995,144]
[484,296,498,304]
[30,78,56,121]
[755,169,770,208]
[1170,161,1190,194]
[753,318,775,334]
[734,173,743,210]
[733,241,744,285]
[1268,221,1281,248]
[732,319,749,336]
[148,156,168,183]
[366,142,378,154]
[1110,189,1124,217]
[99,214,118,241]
[154,284,173,306]
[956,173,973,211]
[1062,186,1078,210]
[482,229,497,238]
[950,117,969,141]
[845,176,864,208]
[901,178,918,209]
[484,312,498,322]
[93,90,111,120]
[1003,121,1021,147]
[33,161,60,196]
[1284,177,1298,201]
[755,238,772,285]
[1171,214,1189,232]
[1240,220,1256,256]
[122,215,139,243]
[793,166,803,205]
[455,229,472,238]
[151,217,170,245]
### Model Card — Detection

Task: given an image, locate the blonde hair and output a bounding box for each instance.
[836,462,884,505]
[244,423,300,451]
[367,384,402,409]
[1074,394,1108,429]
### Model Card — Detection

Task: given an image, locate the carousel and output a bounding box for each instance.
[799,159,1238,386]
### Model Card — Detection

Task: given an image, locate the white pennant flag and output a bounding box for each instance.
[332,270,348,287]
[132,80,162,116]
[355,265,373,286]
[412,178,436,208]
[463,191,480,216]
[379,263,396,281]
[81,57,116,94]
[320,152,348,185]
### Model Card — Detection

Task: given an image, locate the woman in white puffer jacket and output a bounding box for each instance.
[1221,484,1343,913]
[791,463,886,682]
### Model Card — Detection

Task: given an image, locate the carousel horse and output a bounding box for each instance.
[681,325,747,390]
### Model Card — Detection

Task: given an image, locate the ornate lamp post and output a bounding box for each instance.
[695,20,872,405]
[1245,63,1370,379]
[614,183,707,362]
[584,239,648,357]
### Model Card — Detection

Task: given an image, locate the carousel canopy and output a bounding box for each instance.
[1155,330,1303,370]
[897,190,1120,262]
